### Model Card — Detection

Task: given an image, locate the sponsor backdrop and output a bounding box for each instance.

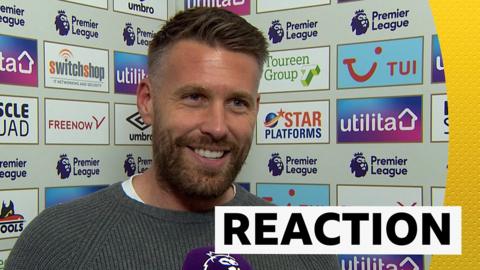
[0,0,451,269]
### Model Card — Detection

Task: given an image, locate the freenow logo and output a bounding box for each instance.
[122,22,154,47]
[260,47,329,93]
[123,153,152,177]
[56,153,100,179]
[268,153,318,177]
[268,19,318,44]
[0,35,37,87]
[338,37,423,89]
[431,94,448,142]
[0,200,25,235]
[257,101,329,144]
[114,51,148,94]
[0,3,27,28]
[257,183,329,206]
[350,152,408,178]
[350,8,411,36]
[115,104,152,145]
[185,0,250,16]
[48,115,106,131]
[338,255,424,270]
[0,158,28,181]
[54,10,100,40]
[432,35,445,83]
[44,42,108,92]
[337,96,422,143]
[114,0,167,20]
[0,96,38,144]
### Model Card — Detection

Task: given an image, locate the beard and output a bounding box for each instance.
[152,119,251,200]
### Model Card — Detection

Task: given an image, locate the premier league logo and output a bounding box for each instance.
[124,154,137,177]
[123,23,135,46]
[268,153,284,176]
[268,20,284,44]
[350,10,369,35]
[350,152,368,177]
[203,252,240,270]
[55,10,70,36]
[56,154,72,179]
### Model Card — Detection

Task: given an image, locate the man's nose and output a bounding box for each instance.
[200,102,228,141]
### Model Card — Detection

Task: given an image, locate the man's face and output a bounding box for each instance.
[140,40,260,199]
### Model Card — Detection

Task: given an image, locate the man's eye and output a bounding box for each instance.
[232,98,248,107]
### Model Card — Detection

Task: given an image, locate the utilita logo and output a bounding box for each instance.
[337,96,422,143]
[350,152,408,178]
[114,51,148,94]
[56,154,100,179]
[338,255,423,270]
[124,154,152,177]
[0,200,25,235]
[54,10,100,40]
[350,8,411,36]
[432,35,445,83]
[268,19,318,44]
[184,0,250,16]
[268,153,318,177]
[0,3,26,28]
[0,35,37,87]
[338,37,423,89]
[122,22,154,47]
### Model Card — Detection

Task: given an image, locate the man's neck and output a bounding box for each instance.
[132,168,235,212]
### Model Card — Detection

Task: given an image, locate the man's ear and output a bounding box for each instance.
[137,77,154,125]
[255,94,261,114]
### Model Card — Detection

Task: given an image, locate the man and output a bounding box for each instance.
[7,8,339,269]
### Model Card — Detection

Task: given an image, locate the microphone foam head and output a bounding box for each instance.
[182,246,252,270]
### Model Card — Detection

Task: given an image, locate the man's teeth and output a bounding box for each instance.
[194,149,224,159]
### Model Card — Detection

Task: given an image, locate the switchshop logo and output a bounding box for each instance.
[267,153,318,177]
[349,152,409,178]
[350,8,411,36]
[54,10,100,40]
[268,19,318,44]
[123,154,152,177]
[0,200,25,235]
[56,154,101,179]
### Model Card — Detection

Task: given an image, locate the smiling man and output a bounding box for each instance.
[7,8,339,270]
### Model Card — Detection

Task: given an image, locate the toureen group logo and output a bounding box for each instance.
[54,10,100,40]
[350,152,409,178]
[268,153,318,177]
[122,22,154,47]
[123,153,152,177]
[0,3,27,28]
[114,51,148,94]
[350,8,411,36]
[338,255,424,270]
[432,35,445,83]
[185,0,250,16]
[257,183,329,206]
[56,153,101,179]
[0,95,38,144]
[337,96,422,143]
[338,37,423,89]
[0,35,37,87]
[257,101,329,144]
[267,19,318,45]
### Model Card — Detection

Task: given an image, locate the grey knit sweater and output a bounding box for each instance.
[7,183,339,269]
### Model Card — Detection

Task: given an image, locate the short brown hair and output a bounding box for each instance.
[148,7,268,76]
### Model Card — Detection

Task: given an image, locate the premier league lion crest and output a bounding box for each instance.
[268,20,284,44]
[123,23,136,46]
[203,252,241,270]
[124,154,137,177]
[268,153,284,176]
[56,154,72,179]
[350,152,368,177]
[55,10,70,36]
[351,10,369,35]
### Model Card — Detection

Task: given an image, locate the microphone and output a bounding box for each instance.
[182,246,252,270]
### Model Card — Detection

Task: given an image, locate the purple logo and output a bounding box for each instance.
[114,51,148,94]
[203,252,240,270]
[56,154,72,179]
[124,154,137,177]
[268,153,284,176]
[123,23,135,46]
[182,247,252,270]
[432,35,445,83]
[339,255,424,270]
[184,0,250,16]
[351,10,369,35]
[350,152,368,177]
[0,35,37,87]
[337,96,422,143]
[55,10,70,36]
[268,20,284,44]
